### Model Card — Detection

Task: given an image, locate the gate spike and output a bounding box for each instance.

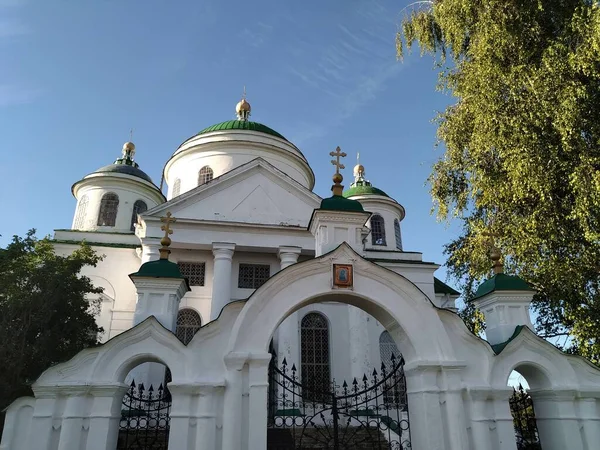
[139,383,145,392]
[399,356,405,366]
[291,364,296,372]
[148,384,154,392]
[391,353,396,361]
[158,383,164,391]
[353,378,358,385]
[372,368,378,376]
[282,357,287,366]
[362,374,368,382]
[343,381,348,388]
[130,380,136,388]
[381,362,386,371]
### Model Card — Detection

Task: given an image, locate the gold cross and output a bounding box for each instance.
[330,146,347,174]
[160,212,176,240]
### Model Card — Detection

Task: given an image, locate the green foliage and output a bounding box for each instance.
[0,230,103,412]
[397,1,600,361]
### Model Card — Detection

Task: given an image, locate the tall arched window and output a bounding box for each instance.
[97,193,119,227]
[130,200,148,231]
[371,214,386,246]
[198,166,214,185]
[301,312,331,396]
[175,308,202,345]
[394,219,403,250]
[73,194,88,229]
[379,331,407,407]
[172,178,181,197]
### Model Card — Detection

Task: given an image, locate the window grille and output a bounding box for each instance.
[74,195,88,229]
[97,193,119,227]
[379,331,407,406]
[301,312,331,397]
[178,262,206,286]
[130,200,148,231]
[371,214,386,245]
[172,178,181,197]
[394,219,403,250]
[238,263,271,289]
[198,166,214,185]
[175,308,202,345]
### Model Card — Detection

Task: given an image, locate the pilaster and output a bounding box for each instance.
[211,242,235,321]
[531,389,585,450]
[247,353,272,450]
[221,352,248,450]
[86,384,129,450]
[140,238,161,264]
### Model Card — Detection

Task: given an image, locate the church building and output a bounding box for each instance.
[2,96,600,450]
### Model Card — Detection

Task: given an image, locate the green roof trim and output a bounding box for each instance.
[343,184,389,198]
[129,259,190,290]
[491,325,525,354]
[196,120,288,141]
[434,278,460,296]
[319,195,365,212]
[473,273,534,300]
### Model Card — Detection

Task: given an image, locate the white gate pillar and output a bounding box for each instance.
[531,389,584,450]
[492,389,519,450]
[440,368,469,450]
[248,353,272,450]
[86,385,128,450]
[222,352,248,450]
[578,397,600,448]
[26,396,56,450]
[404,364,445,450]
[57,394,87,450]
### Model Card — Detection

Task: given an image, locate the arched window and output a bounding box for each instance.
[97,193,119,227]
[394,219,403,250]
[130,200,148,231]
[175,308,202,345]
[371,214,386,246]
[172,178,181,197]
[73,194,88,229]
[198,166,214,185]
[301,312,330,396]
[379,331,407,407]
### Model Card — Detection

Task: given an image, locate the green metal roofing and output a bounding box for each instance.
[129,259,190,290]
[473,273,533,300]
[343,184,389,198]
[197,120,288,141]
[491,325,525,354]
[319,195,365,213]
[434,277,460,296]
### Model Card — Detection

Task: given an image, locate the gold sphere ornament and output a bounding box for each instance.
[235,98,251,113]
[123,141,135,152]
[332,173,343,184]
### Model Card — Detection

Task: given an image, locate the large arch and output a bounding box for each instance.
[227,243,456,365]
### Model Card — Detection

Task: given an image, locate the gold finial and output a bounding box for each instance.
[159,212,176,260]
[353,152,365,179]
[330,146,347,196]
[483,231,504,274]
[236,87,251,121]
[122,141,136,159]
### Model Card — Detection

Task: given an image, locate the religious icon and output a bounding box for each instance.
[333,264,353,288]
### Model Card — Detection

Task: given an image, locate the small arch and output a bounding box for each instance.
[371,214,386,246]
[175,308,202,345]
[73,194,88,229]
[172,178,181,197]
[508,370,542,449]
[130,200,148,231]
[97,192,119,227]
[300,312,331,394]
[394,218,402,250]
[198,166,214,185]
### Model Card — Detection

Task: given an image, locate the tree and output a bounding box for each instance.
[396,1,600,360]
[0,230,103,415]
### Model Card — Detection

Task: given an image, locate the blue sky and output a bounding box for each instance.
[0,0,462,284]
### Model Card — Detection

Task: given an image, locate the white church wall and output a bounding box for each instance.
[231,251,280,301]
[165,132,314,197]
[378,263,439,304]
[352,197,404,252]
[72,176,163,233]
[171,248,214,324]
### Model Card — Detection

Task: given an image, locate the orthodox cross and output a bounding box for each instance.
[330,146,347,174]
[160,212,176,239]
[129,128,134,141]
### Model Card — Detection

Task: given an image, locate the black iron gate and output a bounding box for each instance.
[117,381,171,449]
[268,354,411,449]
[509,384,541,450]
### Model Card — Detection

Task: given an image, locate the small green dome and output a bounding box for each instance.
[320,195,365,212]
[472,273,533,300]
[343,184,389,198]
[130,259,185,279]
[197,120,288,141]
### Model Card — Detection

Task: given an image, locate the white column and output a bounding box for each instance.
[532,389,584,450]
[441,369,470,450]
[86,385,128,450]
[211,242,235,321]
[248,353,272,450]
[492,389,519,450]
[277,247,301,371]
[27,396,56,450]
[57,395,87,450]
[348,305,371,382]
[140,238,161,263]
[578,397,600,449]
[221,352,248,450]
[404,365,445,450]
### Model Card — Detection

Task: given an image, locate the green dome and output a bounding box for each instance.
[197,120,288,141]
[320,195,365,212]
[343,184,389,198]
[472,273,533,300]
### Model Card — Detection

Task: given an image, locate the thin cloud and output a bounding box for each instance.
[0,85,42,107]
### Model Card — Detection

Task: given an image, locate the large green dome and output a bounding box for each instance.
[196,120,288,141]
